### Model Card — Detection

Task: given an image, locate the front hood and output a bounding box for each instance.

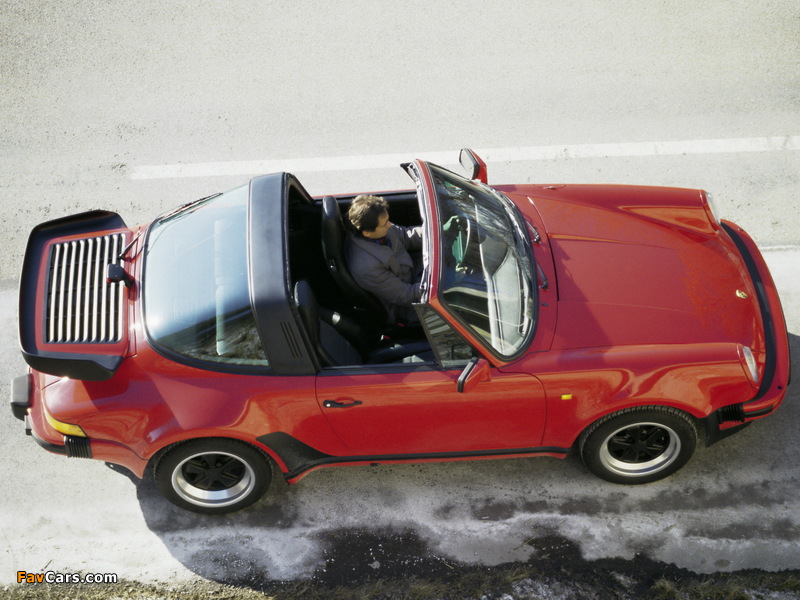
[515,187,764,351]
[551,235,763,350]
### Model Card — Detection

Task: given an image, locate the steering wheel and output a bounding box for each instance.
[446,215,472,268]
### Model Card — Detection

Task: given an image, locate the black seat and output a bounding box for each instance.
[320,196,389,327]
[294,280,363,367]
[293,280,433,367]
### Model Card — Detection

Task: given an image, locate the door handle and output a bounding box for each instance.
[323,399,363,408]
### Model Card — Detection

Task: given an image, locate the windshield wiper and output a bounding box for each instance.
[118,229,144,261]
[527,222,541,244]
[537,263,549,290]
[156,193,222,224]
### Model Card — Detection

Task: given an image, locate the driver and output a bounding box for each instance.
[345,195,423,324]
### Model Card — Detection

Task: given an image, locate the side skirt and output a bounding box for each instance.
[256,432,569,482]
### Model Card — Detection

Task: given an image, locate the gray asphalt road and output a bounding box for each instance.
[1,0,798,588]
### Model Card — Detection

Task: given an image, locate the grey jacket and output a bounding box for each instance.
[345,224,423,322]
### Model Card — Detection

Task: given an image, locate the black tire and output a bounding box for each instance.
[579,406,697,484]
[154,438,271,514]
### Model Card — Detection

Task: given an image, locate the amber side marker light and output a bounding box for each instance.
[44,408,87,438]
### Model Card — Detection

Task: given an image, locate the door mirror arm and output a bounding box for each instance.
[458,148,488,184]
[457,357,492,393]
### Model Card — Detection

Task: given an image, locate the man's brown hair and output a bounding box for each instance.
[347,194,388,233]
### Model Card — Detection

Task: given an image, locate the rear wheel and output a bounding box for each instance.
[580,407,697,484]
[154,438,271,513]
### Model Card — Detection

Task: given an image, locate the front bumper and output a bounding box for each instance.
[720,221,791,420]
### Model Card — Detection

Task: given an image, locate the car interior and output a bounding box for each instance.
[285,184,435,367]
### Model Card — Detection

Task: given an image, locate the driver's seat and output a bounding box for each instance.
[320,196,389,327]
[293,280,433,367]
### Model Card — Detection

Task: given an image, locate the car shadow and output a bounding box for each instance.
[124,333,799,589]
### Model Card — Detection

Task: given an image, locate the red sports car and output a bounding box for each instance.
[11,149,790,513]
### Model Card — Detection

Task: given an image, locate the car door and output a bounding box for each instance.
[315,156,547,457]
[315,362,546,456]
[315,299,547,456]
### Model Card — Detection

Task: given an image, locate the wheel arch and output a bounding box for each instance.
[575,403,702,451]
[147,434,284,475]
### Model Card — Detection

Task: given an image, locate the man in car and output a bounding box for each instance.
[346,194,423,324]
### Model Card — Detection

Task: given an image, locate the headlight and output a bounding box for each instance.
[740,345,760,384]
[703,190,722,230]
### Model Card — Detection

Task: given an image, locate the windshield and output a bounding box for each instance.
[143,185,268,367]
[430,165,536,358]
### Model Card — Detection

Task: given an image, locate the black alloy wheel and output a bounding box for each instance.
[580,406,698,484]
[154,438,271,514]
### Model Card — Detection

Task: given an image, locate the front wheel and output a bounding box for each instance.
[580,407,697,484]
[154,438,272,514]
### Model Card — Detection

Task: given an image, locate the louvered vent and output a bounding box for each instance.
[45,234,126,344]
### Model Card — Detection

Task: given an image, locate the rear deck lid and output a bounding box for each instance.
[19,211,132,380]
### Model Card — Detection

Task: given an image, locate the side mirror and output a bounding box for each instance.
[457,357,492,393]
[459,148,488,184]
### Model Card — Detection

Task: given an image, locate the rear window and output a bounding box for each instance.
[143,185,268,367]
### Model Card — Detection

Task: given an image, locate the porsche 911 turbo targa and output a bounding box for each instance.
[11,149,790,513]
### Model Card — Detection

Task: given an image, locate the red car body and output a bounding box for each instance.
[11,149,790,513]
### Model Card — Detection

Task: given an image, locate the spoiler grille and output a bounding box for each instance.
[45,234,126,343]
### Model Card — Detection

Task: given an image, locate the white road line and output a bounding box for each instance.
[130,135,800,180]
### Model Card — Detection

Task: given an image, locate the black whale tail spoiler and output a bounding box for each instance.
[19,210,131,381]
